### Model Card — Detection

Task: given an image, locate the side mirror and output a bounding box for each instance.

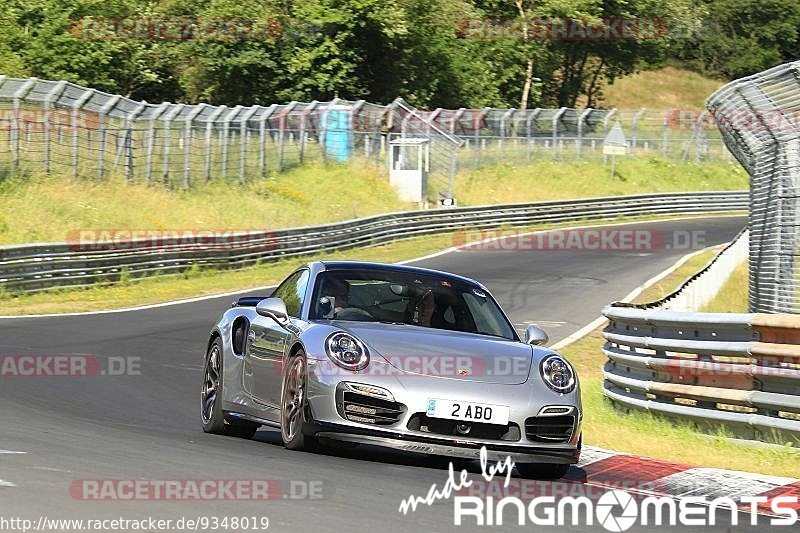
[524,325,549,346]
[256,298,290,325]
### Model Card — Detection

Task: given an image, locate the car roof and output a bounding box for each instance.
[316,261,484,288]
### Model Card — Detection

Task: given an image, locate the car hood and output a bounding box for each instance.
[329,321,533,385]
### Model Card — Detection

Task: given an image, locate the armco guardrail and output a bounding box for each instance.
[0,191,746,294]
[602,306,800,439]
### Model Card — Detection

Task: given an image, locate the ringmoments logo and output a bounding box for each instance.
[397,447,799,529]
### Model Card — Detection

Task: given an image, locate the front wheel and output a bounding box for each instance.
[201,337,259,439]
[281,351,317,451]
[515,462,570,479]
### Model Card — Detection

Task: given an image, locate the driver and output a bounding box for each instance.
[325,276,350,314]
[405,288,436,327]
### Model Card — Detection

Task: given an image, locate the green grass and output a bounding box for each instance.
[590,66,727,110]
[701,260,749,312]
[0,157,747,246]
[0,160,408,245]
[454,158,746,206]
[561,249,798,476]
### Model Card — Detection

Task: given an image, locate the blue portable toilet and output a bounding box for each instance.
[323,104,352,162]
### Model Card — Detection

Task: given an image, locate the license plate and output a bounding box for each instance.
[426,399,510,425]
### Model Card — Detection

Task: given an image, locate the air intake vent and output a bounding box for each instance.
[338,391,405,426]
[525,415,575,443]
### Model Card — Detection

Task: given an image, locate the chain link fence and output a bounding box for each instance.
[0,76,731,197]
[707,61,800,313]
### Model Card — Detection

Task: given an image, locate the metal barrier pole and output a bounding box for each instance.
[183,104,206,189]
[125,102,147,183]
[220,106,242,181]
[577,108,592,158]
[551,107,566,160]
[631,108,646,152]
[97,95,122,180]
[238,106,260,183]
[11,78,36,171]
[203,106,227,182]
[525,108,541,161]
[299,101,318,164]
[160,104,183,186]
[42,81,67,174]
[499,108,515,160]
[71,88,95,179]
[145,102,170,184]
[257,104,277,176]
[278,101,298,170]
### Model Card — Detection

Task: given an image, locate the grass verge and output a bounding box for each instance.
[701,260,749,313]
[561,250,798,477]
[0,158,746,245]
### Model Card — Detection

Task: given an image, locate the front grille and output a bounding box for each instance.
[407,414,521,441]
[524,415,575,443]
[337,391,405,426]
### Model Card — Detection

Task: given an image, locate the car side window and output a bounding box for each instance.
[272,270,310,318]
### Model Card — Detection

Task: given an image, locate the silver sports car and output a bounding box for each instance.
[201,261,582,478]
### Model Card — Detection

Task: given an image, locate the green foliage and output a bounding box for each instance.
[0,0,796,107]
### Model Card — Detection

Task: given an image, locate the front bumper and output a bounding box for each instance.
[304,358,582,464]
[310,421,581,464]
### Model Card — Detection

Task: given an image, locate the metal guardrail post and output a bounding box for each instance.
[238,106,260,183]
[499,108,515,159]
[278,101,298,170]
[525,108,541,161]
[551,107,566,160]
[220,105,242,180]
[474,107,489,168]
[298,101,317,164]
[124,102,147,183]
[631,108,646,151]
[204,105,227,182]
[257,104,277,176]
[662,110,671,159]
[182,104,206,189]
[97,95,122,180]
[11,78,36,171]
[144,102,170,184]
[42,81,67,174]
[350,100,366,156]
[576,107,592,158]
[71,88,95,179]
[160,104,183,186]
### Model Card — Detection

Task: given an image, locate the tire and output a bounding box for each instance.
[280,350,317,451]
[515,462,570,480]
[201,337,259,439]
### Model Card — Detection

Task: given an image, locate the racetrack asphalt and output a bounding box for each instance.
[1,215,768,532]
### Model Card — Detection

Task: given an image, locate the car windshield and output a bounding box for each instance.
[309,269,517,341]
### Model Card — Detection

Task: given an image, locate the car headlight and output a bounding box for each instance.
[540,354,575,393]
[325,332,369,371]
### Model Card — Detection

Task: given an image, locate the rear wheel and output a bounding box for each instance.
[281,351,317,451]
[201,337,259,439]
[515,462,570,479]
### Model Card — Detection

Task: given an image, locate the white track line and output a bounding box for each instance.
[0,480,16,487]
[0,450,27,455]
[0,214,743,320]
